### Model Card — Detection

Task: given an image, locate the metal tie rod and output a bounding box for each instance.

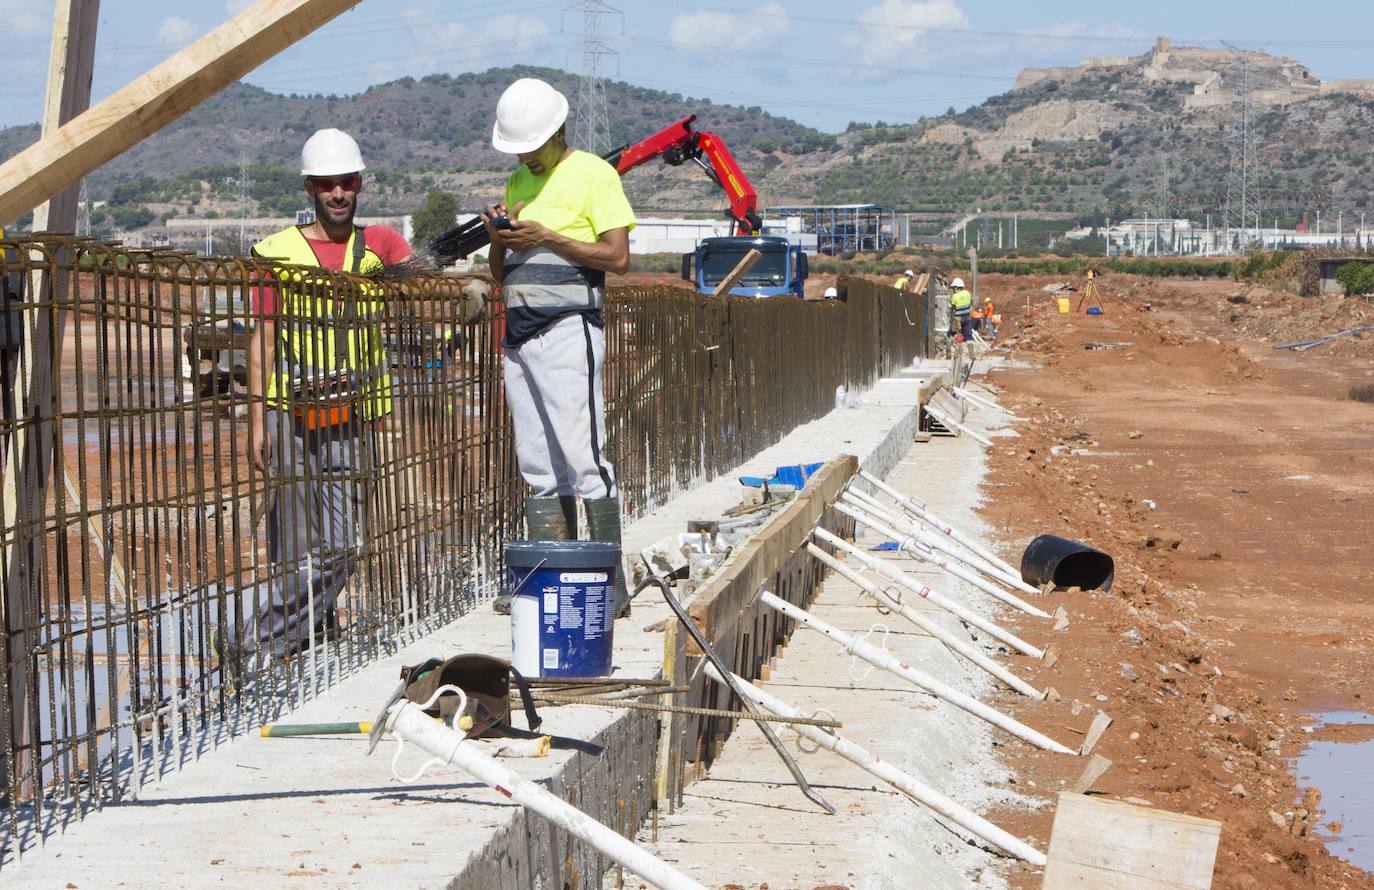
[835,501,1051,620]
[806,543,1042,699]
[637,578,836,815]
[813,527,1044,659]
[857,470,1021,579]
[842,486,1039,596]
[759,592,1074,755]
[702,662,1047,865]
[383,698,706,890]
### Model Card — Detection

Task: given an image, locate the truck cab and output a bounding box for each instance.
[681,235,809,298]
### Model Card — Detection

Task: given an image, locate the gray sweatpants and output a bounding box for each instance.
[504,314,616,499]
[240,409,372,659]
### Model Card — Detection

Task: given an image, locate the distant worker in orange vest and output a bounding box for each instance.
[971,295,997,340]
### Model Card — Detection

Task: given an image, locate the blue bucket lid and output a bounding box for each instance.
[505,540,621,569]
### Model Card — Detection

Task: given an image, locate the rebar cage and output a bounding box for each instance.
[0,236,924,857]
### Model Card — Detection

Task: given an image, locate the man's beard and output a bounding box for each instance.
[314,192,355,228]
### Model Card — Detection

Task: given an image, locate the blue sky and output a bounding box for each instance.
[3,0,1374,134]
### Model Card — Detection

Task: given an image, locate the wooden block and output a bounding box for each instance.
[1042,644,1060,669]
[1068,754,1113,794]
[913,431,934,443]
[1080,710,1112,756]
[1043,792,1221,889]
[1053,605,1070,631]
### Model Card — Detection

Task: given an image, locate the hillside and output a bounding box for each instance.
[0,65,835,221]
[5,43,1374,233]
[814,39,1374,221]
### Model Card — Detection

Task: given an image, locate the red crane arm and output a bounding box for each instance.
[604,115,761,236]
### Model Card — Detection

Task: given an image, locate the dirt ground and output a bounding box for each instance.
[971,272,1374,889]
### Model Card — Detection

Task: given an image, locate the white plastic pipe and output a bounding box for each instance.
[857,470,1021,579]
[836,502,1051,620]
[807,544,1042,699]
[703,663,1047,865]
[813,527,1044,659]
[759,592,1073,755]
[951,386,1025,421]
[842,487,1038,595]
[924,402,994,447]
[385,702,705,890]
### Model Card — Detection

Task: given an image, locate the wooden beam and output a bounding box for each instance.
[2,0,99,799]
[0,0,362,226]
[30,0,99,234]
[710,249,761,297]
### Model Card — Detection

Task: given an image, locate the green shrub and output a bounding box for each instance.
[1336,261,1374,296]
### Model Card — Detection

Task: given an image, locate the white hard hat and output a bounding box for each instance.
[301,128,365,177]
[824,286,838,298]
[492,78,570,154]
[904,269,914,277]
[951,277,965,288]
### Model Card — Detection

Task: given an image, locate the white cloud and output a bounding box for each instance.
[0,0,48,38]
[367,8,552,83]
[669,2,792,53]
[225,0,256,15]
[840,0,970,71]
[157,15,200,47]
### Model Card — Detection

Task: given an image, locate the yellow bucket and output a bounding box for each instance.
[1057,297,1070,314]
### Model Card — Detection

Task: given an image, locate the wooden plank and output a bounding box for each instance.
[0,0,361,225]
[1043,792,1221,890]
[1068,754,1113,794]
[709,248,762,297]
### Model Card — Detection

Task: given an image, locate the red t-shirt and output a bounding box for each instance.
[252,225,412,314]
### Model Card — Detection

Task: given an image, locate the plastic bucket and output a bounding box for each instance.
[1020,534,1114,591]
[1056,297,1070,314]
[507,540,619,678]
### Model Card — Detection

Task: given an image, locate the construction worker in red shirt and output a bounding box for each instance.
[227,129,421,667]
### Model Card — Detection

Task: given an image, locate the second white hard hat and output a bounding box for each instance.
[492,78,570,154]
[951,277,966,288]
[824,286,839,298]
[904,269,914,276]
[301,128,365,177]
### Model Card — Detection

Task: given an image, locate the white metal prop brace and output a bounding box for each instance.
[703,663,1047,865]
[856,470,1021,579]
[835,501,1050,619]
[382,699,706,890]
[759,592,1074,755]
[842,486,1039,595]
[951,385,1025,421]
[924,402,994,447]
[813,527,1045,659]
[806,543,1043,699]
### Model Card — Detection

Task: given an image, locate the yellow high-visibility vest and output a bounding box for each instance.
[951,288,974,314]
[894,276,910,290]
[251,225,392,421]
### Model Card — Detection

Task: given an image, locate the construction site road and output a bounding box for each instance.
[974,273,1374,890]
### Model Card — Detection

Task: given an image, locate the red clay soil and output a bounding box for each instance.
[975,273,1374,889]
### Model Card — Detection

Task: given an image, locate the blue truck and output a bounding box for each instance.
[681,235,809,298]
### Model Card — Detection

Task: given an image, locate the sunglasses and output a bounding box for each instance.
[309,174,361,192]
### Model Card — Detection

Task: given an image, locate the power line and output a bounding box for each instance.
[564,0,622,154]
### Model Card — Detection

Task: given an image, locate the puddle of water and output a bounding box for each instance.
[1292,710,1374,872]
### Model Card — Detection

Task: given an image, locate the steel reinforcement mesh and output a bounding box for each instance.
[0,236,923,853]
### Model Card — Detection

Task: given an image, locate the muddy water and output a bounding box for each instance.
[1293,710,1374,872]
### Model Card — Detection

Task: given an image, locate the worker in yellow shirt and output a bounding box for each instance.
[894,269,913,290]
[483,77,637,619]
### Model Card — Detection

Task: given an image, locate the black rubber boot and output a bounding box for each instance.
[493,496,576,614]
[585,497,631,619]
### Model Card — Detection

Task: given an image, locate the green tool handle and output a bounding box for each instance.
[260,721,372,737]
